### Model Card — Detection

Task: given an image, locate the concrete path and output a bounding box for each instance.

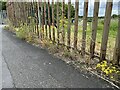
[0,25,14,89]
[1,25,118,89]
[0,25,2,90]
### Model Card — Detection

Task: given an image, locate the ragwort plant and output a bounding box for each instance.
[96,60,120,80]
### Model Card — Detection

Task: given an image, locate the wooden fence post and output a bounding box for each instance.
[34,2,37,33]
[13,2,16,25]
[17,2,21,25]
[81,0,88,56]
[24,2,27,24]
[44,0,47,38]
[90,0,99,58]
[74,0,79,49]
[31,2,35,33]
[10,3,12,23]
[100,1,113,61]
[113,12,120,65]
[6,3,9,21]
[12,2,16,26]
[41,0,45,39]
[48,0,51,40]
[57,0,60,44]
[27,2,32,31]
[11,3,14,24]
[25,2,29,24]
[52,0,55,42]
[34,1,37,34]
[39,0,43,39]
[67,0,71,49]
[37,1,41,38]
[13,2,17,26]
[62,0,65,44]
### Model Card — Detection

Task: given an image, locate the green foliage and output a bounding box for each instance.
[53,3,75,19]
[87,18,92,22]
[97,20,104,32]
[110,20,118,31]
[26,32,35,43]
[97,19,117,37]
[15,21,37,43]
[47,3,75,24]
[15,25,28,40]
[0,1,6,10]
[3,25,9,30]
[112,14,118,18]
[48,43,59,54]
[63,50,71,58]
[100,19,104,25]
[28,17,36,32]
[59,17,69,32]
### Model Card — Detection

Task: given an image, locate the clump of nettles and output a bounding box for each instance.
[96,61,120,81]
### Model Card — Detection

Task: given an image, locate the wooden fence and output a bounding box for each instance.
[6,0,120,65]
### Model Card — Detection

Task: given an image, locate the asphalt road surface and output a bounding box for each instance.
[0,25,119,89]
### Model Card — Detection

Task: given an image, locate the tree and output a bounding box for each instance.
[0,1,6,10]
[53,3,75,19]
[45,3,75,24]
[112,14,118,18]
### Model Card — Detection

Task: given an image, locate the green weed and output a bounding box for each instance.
[3,25,9,30]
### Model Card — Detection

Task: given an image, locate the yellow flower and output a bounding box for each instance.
[103,61,107,65]
[103,60,107,64]
[102,67,105,71]
[116,71,119,73]
[110,76,114,79]
[106,67,110,70]
[109,69,113,73]
[110,63,112,66]
[113,69,116,72]
[50,41,52,44]
[28,16,31,19]
[52,26,54,29]
[60,20,62,23]
[96,63,101,68]
[101,64,106,67]
[112,67,115,69]
[104,69,109,75]
[16,28,19,32]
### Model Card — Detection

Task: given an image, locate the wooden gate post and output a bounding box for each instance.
[100,1,113,61]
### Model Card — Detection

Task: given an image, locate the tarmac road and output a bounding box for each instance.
[1,25,119,89]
